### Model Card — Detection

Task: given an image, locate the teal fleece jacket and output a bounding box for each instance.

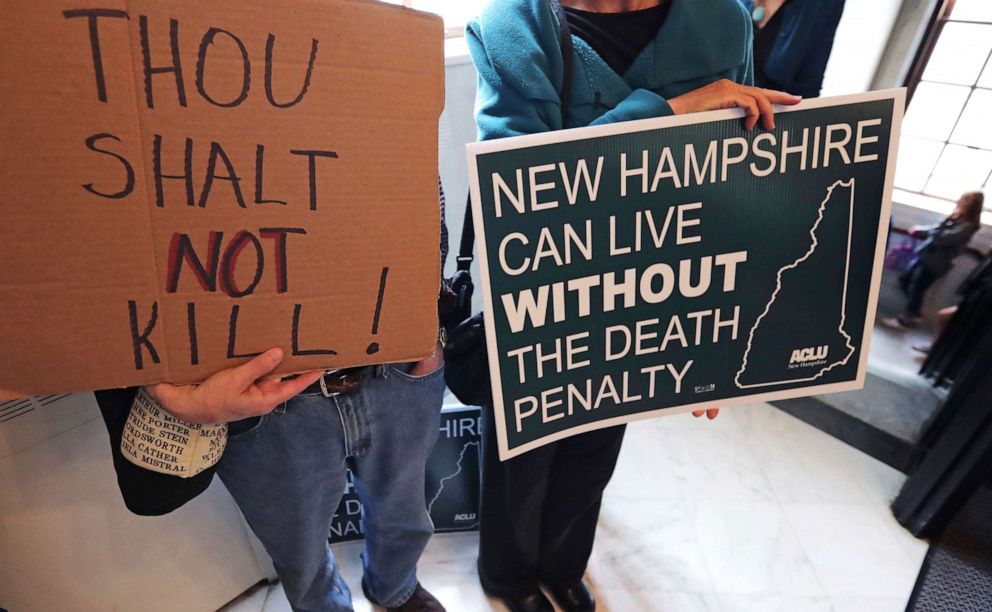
[467,0,755,140]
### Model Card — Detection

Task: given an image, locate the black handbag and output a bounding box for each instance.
[94,388,216,516]
[441,201,490,405]
[442,0,574,406]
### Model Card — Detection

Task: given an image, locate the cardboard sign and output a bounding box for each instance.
[0,1,445,399]
[467,91,905,460]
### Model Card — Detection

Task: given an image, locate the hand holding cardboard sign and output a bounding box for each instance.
[668,80,801,131]
[145,348,323,425]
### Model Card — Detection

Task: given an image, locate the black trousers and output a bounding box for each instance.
[478,406,626,595]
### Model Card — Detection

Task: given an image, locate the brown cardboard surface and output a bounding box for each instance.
[0,0,444,399]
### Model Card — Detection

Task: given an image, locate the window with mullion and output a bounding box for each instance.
[897,0,992,211]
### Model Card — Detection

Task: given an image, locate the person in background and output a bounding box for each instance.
[912,305,957,354]
[912,241,992,353]
[739,0,845,98]
[467,1,799,611]
[884,191,983,331]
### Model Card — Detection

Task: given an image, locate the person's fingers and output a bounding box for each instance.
[255,370,324,399]
[250,370,324,412]
[759,88,802,105]
[259,369,326,383]
[230,348,285,388]
[733,94,760,131]
[275,370,324,400]
[752,90,776,131]
[691,407,720,419]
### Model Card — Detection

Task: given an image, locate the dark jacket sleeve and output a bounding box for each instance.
[928,220,979,249]
[789,1,844,98]
[753,0,845,97]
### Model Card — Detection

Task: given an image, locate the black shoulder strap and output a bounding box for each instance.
[457,0,573,272]
[456,191,476,271]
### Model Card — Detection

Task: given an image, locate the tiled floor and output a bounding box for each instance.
[222,403,928,612]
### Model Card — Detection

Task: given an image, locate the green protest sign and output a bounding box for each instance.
[467,90,905,460]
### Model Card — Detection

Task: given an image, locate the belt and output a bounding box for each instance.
[301,366,374,397]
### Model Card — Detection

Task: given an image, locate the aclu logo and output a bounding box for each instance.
[454,513,477,522]
[789,345,828,368]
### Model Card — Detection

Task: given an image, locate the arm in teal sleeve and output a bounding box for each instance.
[467,24,560,140]
[742,29,756,87]
[588,88,674,125]
[589,10,752,129]
[739,7,756,87]
[465,1,565,140]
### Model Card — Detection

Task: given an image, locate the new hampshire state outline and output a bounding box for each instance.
[735,179,857,389]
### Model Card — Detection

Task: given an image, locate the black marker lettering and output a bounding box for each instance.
[259,227,306,293]
[366,266,389,355]
[166,231,223,293]
[139,16,187,108]
[289,149,338,211]
[195,27,251,108]
[127,300,160,370]
[264,34,319,108]
[291,304,337,356]
[153,134,195,207]
[200,141,246,208]
[63,8,129,103]
[254,144,287,205]
[186,302,199,365]
[83,133,135,199]
[220,230,264,297]
[227,305,263,359]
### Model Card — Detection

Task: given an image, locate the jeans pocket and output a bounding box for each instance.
[226,413,269,440]
[390,362,445,383]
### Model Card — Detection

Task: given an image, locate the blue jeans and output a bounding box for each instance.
[216,364,446,611]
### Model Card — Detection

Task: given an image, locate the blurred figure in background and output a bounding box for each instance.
[912,306,957,354]
[884,191,984,331]
[740,0,845,98]
[913,247,992,354]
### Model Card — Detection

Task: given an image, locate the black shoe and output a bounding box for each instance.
[362,580,445,612]
[545,580,596,612]
[477,560,552,612]
[486,589,554,612]
[477,557,554,612]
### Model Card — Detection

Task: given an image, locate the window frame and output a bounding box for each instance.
[899,0,992,212]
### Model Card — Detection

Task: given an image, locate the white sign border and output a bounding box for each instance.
[466,89,906,461]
